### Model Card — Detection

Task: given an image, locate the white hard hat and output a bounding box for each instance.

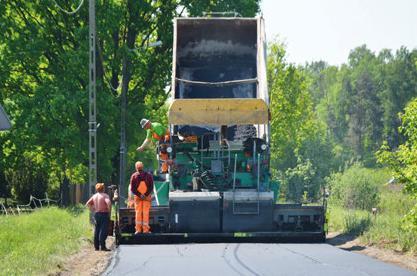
[140,118,150,128]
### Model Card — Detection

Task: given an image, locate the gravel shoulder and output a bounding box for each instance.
[327,232,417,273]
[50,237,115,276]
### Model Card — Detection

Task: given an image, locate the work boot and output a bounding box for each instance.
[100,247,111,252]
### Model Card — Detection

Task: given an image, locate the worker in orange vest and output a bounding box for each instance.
[130,161,153,234]
[136,118,170,173]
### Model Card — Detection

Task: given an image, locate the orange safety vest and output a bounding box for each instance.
[137,180,148,194]
[152,132,162,140]
[152,129,170,142]
[136,180,151,201]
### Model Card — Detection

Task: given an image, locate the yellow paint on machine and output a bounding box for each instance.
[168,99,269,125]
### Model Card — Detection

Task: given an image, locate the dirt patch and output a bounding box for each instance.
[50,236,115,276]
[327,232,417,272]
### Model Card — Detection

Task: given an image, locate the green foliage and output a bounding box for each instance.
[268,41,331,202]
[0,170,10,199]
[304,46,417,166]
[327,164,390,210]
[343,211,371,235]
[377,98,417,231]
[329,190,417,253]
[0,207,90,275]
[5,157,48,203]
[269,42,315,169]
[328,205,370,234]
[268,30,417,246]
[281,158,320,203]
[365,190,417,252]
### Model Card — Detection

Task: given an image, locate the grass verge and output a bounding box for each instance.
[0,206,91,275]
[328,189,417,253]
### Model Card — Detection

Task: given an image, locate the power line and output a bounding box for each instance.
[52,0,85,15]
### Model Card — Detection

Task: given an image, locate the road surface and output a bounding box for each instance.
[105,243,414,276]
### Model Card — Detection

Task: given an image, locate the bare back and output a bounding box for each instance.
[87,192,111,213]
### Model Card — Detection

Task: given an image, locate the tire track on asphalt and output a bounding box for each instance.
[277,244,372,276]
[222,244,245,276]
[175,245,184,257]
[233,244,261,276]
[278,244,322,264]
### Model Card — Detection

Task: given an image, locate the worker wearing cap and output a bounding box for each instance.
[136,118,170,173]
[130,161,153,234]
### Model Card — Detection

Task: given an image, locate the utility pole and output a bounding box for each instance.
[119,57,127,206]
[88,0,97,196]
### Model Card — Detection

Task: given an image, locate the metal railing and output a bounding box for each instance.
[0,193,60,216]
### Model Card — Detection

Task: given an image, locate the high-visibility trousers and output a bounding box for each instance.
[160,152,169,173]
[158,133,170,173]
[134,195,151,233]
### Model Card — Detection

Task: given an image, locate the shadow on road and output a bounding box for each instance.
[342,245,367,251]
[326,232,361,247]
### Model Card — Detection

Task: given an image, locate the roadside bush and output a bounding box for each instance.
[282,158,320,203]
[327,205,370,235]
[327,164,390,210]
[329,190,417,253]
[344,212,371,235]
[376,98,417,234]
[372,189,417,252]
[5,157,48,203]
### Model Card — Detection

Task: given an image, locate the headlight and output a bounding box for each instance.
[167,146,173,153]
[261,144,267,151]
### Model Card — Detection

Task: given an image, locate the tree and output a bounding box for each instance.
[268,42,314,170]
[304,45,417,168]
[268,41,330,202]
[5,157,49,203]
[379,48,417,148]
[377,98,417,231]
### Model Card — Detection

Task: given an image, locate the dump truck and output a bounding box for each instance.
[115,16,327,244]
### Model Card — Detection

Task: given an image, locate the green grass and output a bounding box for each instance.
[328,205,371,235]
[328,189,417,253]
[0,207,91,275]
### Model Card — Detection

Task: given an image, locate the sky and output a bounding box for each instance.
[260,0,417,65]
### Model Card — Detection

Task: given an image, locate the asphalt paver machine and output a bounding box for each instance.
[115,16,326,244]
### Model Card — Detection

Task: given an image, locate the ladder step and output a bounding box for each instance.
[233,202,260,215]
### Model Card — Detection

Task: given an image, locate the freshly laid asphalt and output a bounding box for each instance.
[104,243,415,276]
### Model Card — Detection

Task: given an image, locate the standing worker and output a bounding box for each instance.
[85,183,112,251]
[130,161,154,234]
[136,118,170,173]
